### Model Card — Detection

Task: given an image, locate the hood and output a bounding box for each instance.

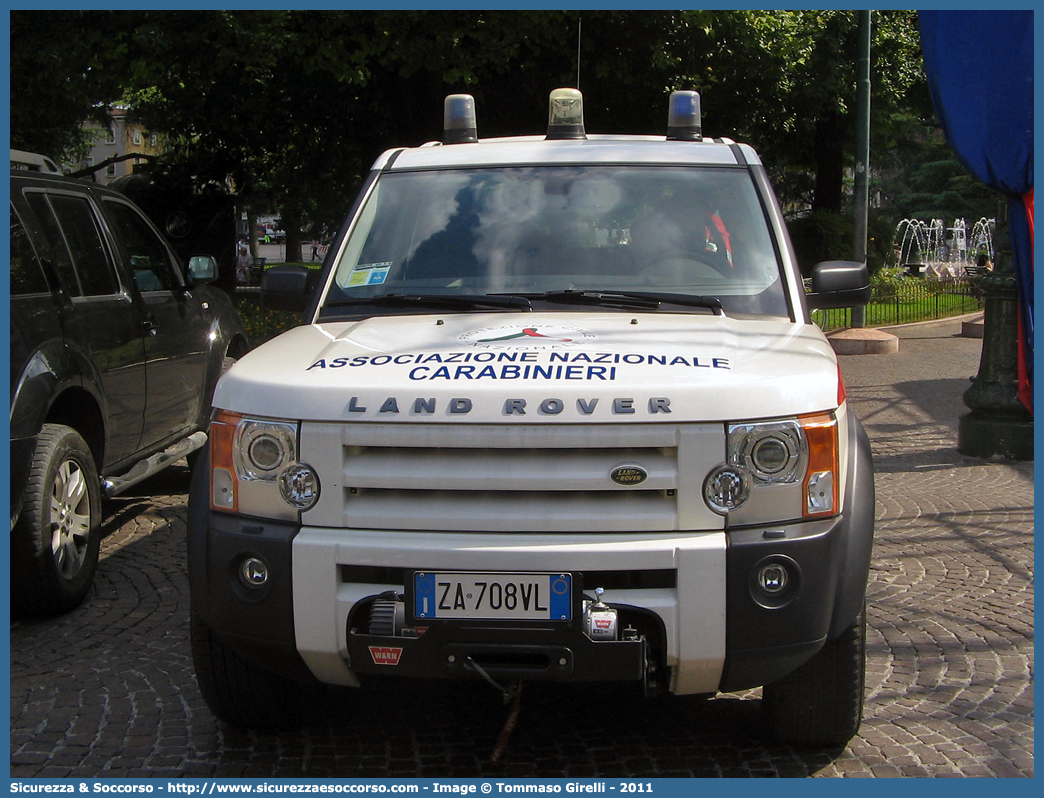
[215,312,841,423]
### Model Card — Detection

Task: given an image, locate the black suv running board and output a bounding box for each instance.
[101,431,208,497]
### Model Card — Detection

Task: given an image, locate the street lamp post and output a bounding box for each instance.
[957,208,1033,460]
[851,10,871,329]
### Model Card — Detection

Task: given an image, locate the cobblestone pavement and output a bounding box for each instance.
[10,319,1033,778]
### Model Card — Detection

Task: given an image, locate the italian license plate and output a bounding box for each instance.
[413,572,572,621]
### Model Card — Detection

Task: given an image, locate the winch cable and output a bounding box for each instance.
[463,656,523,763]
[489,682,523,764]
[465,655,512,700]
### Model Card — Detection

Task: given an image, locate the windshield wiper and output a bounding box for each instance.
[509,290,724,314]
[325,293,533,311]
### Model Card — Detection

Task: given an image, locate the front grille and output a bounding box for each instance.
[301,422,724,532]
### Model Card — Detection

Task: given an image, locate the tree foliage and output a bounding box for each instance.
[11,10,936,249]
[888,139,1003,222]
[9,11,131,158]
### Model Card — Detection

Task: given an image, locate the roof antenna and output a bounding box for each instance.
[576,16,582,89]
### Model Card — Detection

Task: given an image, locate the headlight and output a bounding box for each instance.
[703,465,751,514]
[728,420,805,485]
[705,413,839,523]
[279,464,320,509]
[210,411,321,519]
[234,421,297,481]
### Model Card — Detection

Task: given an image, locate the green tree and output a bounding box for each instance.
[10,10,932,246]
[888,137,1003,222]
[9,11,132,159]
[660,10,929,213]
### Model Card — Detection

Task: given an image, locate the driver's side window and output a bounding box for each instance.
[103,200,181,292]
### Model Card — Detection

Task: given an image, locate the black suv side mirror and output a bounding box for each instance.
[187,255,219,284]
[806,261,871,309]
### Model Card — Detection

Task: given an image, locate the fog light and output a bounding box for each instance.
[757,563,789,593]
[704,466,750,514]
[239,556,269,588]
[749,555,800,609]
[280,464,320,509]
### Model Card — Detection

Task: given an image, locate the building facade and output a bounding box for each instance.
[80,107,164,184]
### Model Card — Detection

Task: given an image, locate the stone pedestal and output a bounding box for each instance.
[827,327,899,355]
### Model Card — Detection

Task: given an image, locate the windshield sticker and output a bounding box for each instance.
[346,262,392,287]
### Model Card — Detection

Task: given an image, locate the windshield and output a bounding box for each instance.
[320,165,788,318]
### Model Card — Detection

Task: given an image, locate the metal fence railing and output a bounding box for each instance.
[811,280,984,332]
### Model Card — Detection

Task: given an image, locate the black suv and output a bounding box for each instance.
[10,165,250,615]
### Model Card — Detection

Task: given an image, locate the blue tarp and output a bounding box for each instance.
[919,10,1034,408]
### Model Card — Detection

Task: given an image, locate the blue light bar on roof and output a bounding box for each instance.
[667,90,702,141]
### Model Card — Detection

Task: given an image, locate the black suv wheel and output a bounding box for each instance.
[11,424,102,616]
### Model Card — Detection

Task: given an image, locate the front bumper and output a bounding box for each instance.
[189,511,856,695]
[294,528,725,692]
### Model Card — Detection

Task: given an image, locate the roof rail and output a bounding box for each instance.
[10,149,62,174]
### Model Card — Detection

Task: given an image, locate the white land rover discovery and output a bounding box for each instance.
[188,89,875,746]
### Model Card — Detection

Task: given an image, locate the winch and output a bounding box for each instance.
[583,588,618,641]
[367,591,424,637]
[346,582,660,694]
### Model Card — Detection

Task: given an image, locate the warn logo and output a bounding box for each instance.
[368,646,403,666]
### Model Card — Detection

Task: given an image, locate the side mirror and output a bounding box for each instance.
[261,264,315,312]
[188,255,218,283]
[806,260,871,309]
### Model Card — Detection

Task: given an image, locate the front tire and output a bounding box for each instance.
[762,608,866,746]
[11,424,102,616]
[190,611,310,730]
